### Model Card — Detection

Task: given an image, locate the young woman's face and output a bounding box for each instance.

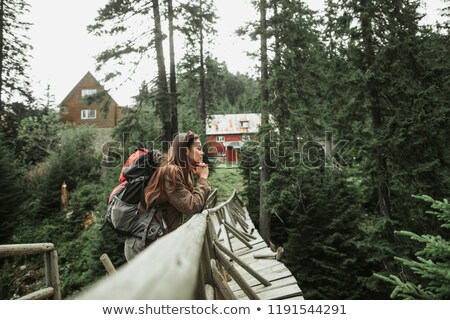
[188,139,204,165]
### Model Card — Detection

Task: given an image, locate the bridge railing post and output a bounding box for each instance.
[0,243,61,300]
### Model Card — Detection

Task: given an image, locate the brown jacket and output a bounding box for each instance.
[155,168,211,233]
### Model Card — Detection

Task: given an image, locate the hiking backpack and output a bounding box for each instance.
[103,148,166,243]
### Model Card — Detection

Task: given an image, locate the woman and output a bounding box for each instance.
[124,131,211,261]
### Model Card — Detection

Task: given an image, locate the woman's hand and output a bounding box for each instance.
[194,162,209,179]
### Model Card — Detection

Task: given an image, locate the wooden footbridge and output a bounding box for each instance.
[1,190,303,300]
[78,189,303,300]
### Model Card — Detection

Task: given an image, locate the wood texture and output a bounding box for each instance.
[100,253,117,275]
[211,261,236,300]
[49,250,62,300]
[214,240,271,287]
[77,212,208,299]
[18,287,54,300]
[215,249,260,300]
[0,243,55,256]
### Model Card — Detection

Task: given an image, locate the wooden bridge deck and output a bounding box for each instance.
[211,200,304,300]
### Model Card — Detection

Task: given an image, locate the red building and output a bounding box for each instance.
[206,113,261,163]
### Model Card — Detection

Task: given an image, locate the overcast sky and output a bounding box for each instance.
[26,0,445,107]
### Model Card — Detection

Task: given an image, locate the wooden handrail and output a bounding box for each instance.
[77,211,209,299]
[18,287,54,300]
[0,243,55,257]
[0,243,61,300]
[205,189,237,214]
[76,189,265,300]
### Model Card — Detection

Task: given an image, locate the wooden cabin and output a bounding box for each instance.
[59,72,126,128]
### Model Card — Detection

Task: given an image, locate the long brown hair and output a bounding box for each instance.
[144,131,199,209]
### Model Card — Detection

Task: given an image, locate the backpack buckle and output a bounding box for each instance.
[147,226,158,237]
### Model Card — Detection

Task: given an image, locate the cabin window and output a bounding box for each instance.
[81,89,97,97]
[81,109,97,119]
[240,121,249,128]
[242,134,251,141]
[216,136,225,142]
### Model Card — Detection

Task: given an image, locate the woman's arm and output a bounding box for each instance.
[165,170,211,215]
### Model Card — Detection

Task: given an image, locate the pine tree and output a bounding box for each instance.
[0,138,24,243]
[258,0,271,243]
[322,0,449,221]
[177,0,217,135]
[0,0,33,106]
[88,0,176,149]
[166,0,178,134]
[284,169,376,299]
[268,0,325,140]
[375,195,450,299]
[321,0,450,297]
[152,0,173,147]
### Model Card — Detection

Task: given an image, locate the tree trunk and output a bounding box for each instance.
[199,0,207,134]
[273,1,288,137]
[167,0,178,134]
[0,0,4,108]
[259,0,271,243]
[360,0,391,217]
[152,0,172,149]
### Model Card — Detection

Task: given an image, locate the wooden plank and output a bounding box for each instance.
[234,257,282,272]
[223,205,237,227]
[224,220,254,242]
[229,263,289,287]
[232,240,267,253]
[228,269,295,290]
[259,284,303,300]
[49,250,62,299]
[0,243,55,257]
[18,287,54,300]
[236,248,283,265]
[220,223,234,253]
[196,261,207,300]
[232,236,265,246]
[214,241,271,287]
[236,283,303,300]
[211,261,236,300]
[100,253,117,275]
[246,257,284,269]
[209,212,222,237]
[205,284,215,300]
[44,252,51,288]
[233,263,290,281]
[230,273,297,292]
[233,276,300,299]
[215,249,260,300]
[224,223,253,249]
[237,247,275,262]
[229,207,250,231]
[284,295,306,300]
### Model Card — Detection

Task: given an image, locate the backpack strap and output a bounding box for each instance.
[142,206,157,242]
[140,176,147,211]
[123,175,150,210]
